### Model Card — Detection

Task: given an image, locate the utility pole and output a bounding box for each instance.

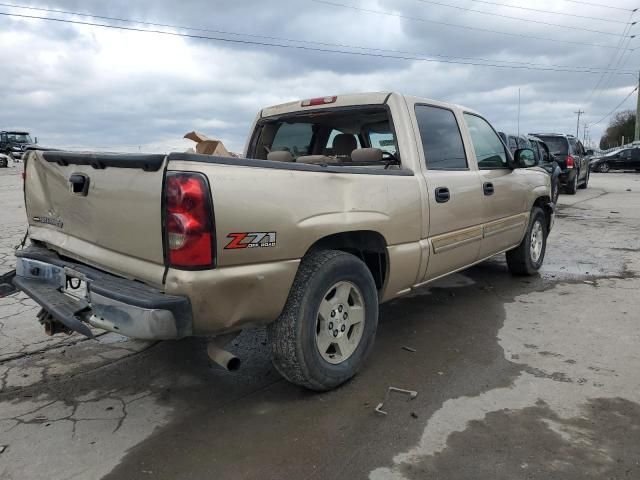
[583,124,588,143]
[635,70,640,143]
[574,109,584,138]
[517,88,521,137]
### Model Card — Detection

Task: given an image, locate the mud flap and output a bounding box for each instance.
[0,270,17,298]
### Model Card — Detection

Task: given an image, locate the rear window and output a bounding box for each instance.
[537,136,568,155]
[415,105,467,170]
[271,123,314,158]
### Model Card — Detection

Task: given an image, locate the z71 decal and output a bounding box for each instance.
[225,232,277,249]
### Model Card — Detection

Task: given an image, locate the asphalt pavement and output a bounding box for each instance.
[0,164,639,480]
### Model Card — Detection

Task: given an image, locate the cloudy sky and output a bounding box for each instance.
[1,0,638,152]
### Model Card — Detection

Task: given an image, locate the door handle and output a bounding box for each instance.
[483,182,494,196]
[435,187,450,203]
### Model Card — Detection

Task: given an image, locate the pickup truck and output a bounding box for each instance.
[11,92,554,391]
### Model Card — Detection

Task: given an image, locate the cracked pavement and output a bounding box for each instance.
[1,165,640,480]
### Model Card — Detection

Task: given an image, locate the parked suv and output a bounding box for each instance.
[590,146,640,173]
[0,131,37,162]
[530,133,589,194]
[499,133,561,203]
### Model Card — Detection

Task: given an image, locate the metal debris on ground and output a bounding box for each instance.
[401,346,417,353]
[0,445,7,454]
[374,387,418,416]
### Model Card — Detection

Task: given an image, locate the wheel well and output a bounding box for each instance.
[533,196,553,232]
[307,231,388,290]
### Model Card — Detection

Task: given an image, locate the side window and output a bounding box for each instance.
[620,149,631,159]
[508,136,518,150]
[576,141,585,155]
[368,132,396,155]
[568,138,578,155]
[463,114,508,169]
[415,105,467,170]
[271,123,314,159]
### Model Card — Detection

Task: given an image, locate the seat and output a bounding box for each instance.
[332,134,357,158]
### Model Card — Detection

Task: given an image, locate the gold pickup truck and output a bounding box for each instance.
[12,92,553,390]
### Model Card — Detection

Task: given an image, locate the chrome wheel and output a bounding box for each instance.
[315,281,365,364]
[530,220,544,263]
[599,162,610,173]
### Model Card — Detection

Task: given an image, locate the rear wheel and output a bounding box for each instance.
[578,168,589,189]
[506,207,548,276]
[0,157,7,168]
[565,172,578,194]
[268,250,378,391]
[599,162,610,173]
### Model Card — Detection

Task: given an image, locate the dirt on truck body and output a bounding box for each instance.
[12,92,554,390]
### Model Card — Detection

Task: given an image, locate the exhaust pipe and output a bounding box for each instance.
[207,342,241,371]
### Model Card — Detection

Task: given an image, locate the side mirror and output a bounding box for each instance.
[513,148,536,168]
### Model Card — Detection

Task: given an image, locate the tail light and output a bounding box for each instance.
[566,155,575,169]
[164,172,215,269]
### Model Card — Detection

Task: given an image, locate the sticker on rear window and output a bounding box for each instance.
[225,232,277,249]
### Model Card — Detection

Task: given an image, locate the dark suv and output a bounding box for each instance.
[499,132,561,203]
[0,131,37,162]
[529,133,589,194]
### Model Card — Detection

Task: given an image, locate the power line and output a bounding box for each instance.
[468,0,637,21]
[313,0,636,50]
[560,0,638,12]
[0,10,637,75]
[588,10,637,102]
[1,2,635,74]
[416,0,634,35]
[589,86,638,127]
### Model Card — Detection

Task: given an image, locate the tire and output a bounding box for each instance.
[506,207,548,276]
[0,158,6,168]
[565,172,578,195]
[551,180,559,203]
[268,250,379,391]
[578,168,589,189]
[599,162,610,173]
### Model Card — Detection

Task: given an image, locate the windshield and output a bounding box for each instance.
[537,136,568,155]
[6,133,33,144]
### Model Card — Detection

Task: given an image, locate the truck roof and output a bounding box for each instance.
[1,131,30,134]
[260,92,476,118]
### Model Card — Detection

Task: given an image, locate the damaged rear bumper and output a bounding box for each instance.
[13,246,193,340]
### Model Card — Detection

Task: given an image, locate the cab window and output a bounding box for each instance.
[463,114,508,169]
[271,123,313,159]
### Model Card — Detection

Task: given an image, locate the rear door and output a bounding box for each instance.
[463,113,530,258]
[411,104,484,281]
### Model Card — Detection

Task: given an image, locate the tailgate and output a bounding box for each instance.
[24,151,167,285]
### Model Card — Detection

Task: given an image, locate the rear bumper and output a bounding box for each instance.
[14,246,192,340]
[558,169,577,186]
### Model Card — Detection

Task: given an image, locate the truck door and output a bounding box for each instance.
[462,113,530,258]
[411,104,484,281]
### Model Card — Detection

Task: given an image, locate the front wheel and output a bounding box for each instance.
[506,207,548,276]
[599,162,610,173]
[268,250,379,391]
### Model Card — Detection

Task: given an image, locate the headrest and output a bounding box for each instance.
[350,148,383,163]
[267,150,294,162]
[332,134,358,156]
